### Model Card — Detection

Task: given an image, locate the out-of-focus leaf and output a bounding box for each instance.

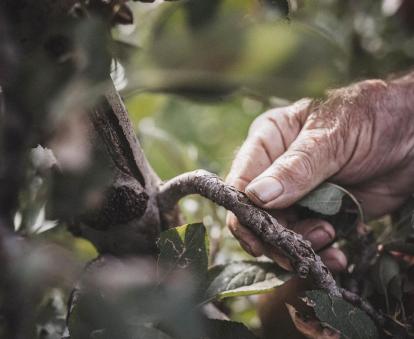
[372,253,400,311]
[203,319,258,339]
[36,289,67,339]
[184,0,221,29]
[296,183,363,238]
[204,261,291,302]
[68,257,203,339]
[137,118,197,179]
[89,325,174,339]
[112,4,134,25]
[305,290,378,339]
[286,304,340,339]
[388,275,403,303]
[30,206,58,235]
[31,145,59,172]
[390,197,414,241]
[383,241,414,256]
[113,40,141,64]
[158,223,209,289]
[261,0,290,16]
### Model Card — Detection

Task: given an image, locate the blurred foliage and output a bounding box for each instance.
[2,0,414,337]
[67,223,288,338]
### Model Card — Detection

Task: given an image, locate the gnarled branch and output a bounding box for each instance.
[157,170,340,296]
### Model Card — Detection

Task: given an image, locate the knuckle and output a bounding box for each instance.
[286,148,316,180]
[248,115,267,135]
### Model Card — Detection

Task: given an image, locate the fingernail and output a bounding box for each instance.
[246,177,283,203]
[306,227,332,248]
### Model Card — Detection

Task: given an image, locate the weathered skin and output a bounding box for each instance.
[227,73,414,270]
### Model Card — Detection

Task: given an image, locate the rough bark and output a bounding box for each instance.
[71,83,165,255]
[157,170,341,296]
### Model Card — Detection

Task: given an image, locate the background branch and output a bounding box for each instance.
[68,82,166,255]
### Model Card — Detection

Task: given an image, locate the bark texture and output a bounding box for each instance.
[72,83,164,255]
[158,170,340,296]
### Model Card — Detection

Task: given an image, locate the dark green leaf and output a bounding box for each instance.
[296,183,363,237]
[372,253,400,311]
[204,319,258,339]
[36,290,67,339]
[158,223,209,289]
[89,326,174,339]
[204,261,291,302]
[261,0,290,16]
[390,196,414,241]
[185,0,221,29]
[383,241,414,256]
[68,257,204,339]
[305,290,378,339]
[286,304,340,339]
[373,254,400,294]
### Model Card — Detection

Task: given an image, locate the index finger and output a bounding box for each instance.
[226,99,310,191]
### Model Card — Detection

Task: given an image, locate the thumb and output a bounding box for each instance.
[245,128,341,209]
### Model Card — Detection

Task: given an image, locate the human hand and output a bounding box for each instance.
[227,77,414,271]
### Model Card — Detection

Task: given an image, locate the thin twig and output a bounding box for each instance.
[340,288,385,327]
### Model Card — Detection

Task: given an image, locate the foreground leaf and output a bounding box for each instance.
[204,261,291,302]
[305,290,378,339]
[89,326,174,339]
[158,223,209,289]
[297,183,363,237]
[67,257,204,339]
[287,304,340,339]
[204,319,258,339]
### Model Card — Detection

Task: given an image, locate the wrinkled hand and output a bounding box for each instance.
[227,78,414,272]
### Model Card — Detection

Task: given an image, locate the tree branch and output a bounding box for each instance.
[157,170,340,296]
[157,170,388,326]
[93,82,161,192]
[69,82,166,255]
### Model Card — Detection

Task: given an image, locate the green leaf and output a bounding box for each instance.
[204,261,291,302]
[204,319,258,339]
[158,223,209,289]
[185,0,221,29]
[287,304,340,339]
[305,290,378,339]
[89,326,174,339]
[372,253,400,311]
[297,183,363,237]
[390,196,414,240]
[298,183,347,215]
[374,254,400,294]
[262,0,290,16]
